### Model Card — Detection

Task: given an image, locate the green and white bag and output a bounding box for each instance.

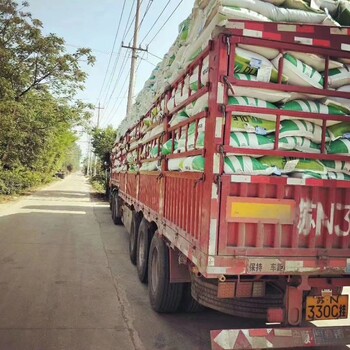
[169,111,189,127]
[231,115,277,135]
[323,84,350,114]
[162,139,178,155]
[186,93,208,116]
[149,145,160,158]
[259,156,299,174]
[228,96,278,110]
[328,172,350,181]
[327,122,350,141]
[272,53,324,89]
[278,137,321,153]
[291,172,328,180]
[140,161,159,172]
[321,160,350,175]
[327,139,350,156]
[168,158,184,171]
[282,99,345,116]
[224,156,277,175]
[328,66,350,88]
[230,132,274,150]
[234,47,286,83]
[279,119,329,144]
[230,74,291,103]
[180,156,205,172]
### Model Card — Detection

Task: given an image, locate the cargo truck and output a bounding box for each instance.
[110,20,350,349]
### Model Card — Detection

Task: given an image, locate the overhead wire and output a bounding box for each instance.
[104,50,131,111]
[104,50,147,127]
[139,0,172,45]
[97,0,127,103]
[101,0,137,109]
[147,0,184,46]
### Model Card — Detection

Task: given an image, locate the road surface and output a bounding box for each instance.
[0,173,348,350]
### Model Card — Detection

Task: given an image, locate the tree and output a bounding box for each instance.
[0,1,95,101]
[91,126,117,166]
[0,1,95,194]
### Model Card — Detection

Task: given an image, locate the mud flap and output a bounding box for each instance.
[211,326,350,349]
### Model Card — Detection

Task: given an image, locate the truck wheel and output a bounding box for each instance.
[109,189,113,210]
[112,192,123,225]
[178,283,204,313]
[148,234,183,313]
[129,212,141,265]
[136,219,152,283]
[111,192,116,220]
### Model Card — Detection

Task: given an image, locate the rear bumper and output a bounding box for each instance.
[211,326,350,349]
[205,255,350,278]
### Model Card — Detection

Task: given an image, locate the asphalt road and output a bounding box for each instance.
[0,173,349,350]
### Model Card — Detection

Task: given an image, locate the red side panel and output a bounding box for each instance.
[138,173,161,213]
[219,176,350,257]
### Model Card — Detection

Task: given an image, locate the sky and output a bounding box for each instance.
[28,0,195,155]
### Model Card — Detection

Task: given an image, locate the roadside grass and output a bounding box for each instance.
[0,178,61,204]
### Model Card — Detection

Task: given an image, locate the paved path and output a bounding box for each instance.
[0,173,349,350]
[0,174,136,350]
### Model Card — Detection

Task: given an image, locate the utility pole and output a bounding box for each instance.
[122,0,148,119]
[93,102,104,176]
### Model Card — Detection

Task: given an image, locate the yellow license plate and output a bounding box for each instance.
[306,295,348,321]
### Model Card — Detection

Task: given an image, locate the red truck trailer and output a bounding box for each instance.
[110,20,350,349]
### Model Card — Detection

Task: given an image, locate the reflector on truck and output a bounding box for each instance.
[226,197,296,224]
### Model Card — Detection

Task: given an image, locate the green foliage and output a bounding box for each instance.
[0,1,95,195]
[91,126,117,164]
[90,174,106,194]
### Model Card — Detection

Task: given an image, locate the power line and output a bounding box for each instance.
[140,0,172,45]
[101,0,136,109]
[104,50,131,111]
[104,50,146,127]
[147,51,163,60]
[97,0,127,103]
[147,0,184,46]
[121,0,137,43]
[138,0,153,32]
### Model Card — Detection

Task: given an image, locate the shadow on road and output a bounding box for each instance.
[0,197,348,350]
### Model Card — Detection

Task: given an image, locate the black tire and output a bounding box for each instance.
[108,189,113,210]
[178,283,204,313]
[148,234,183,313]
[129,212,141,265]
[136,219,152,283]
[112,192,123,225]
[111,192,116,221]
